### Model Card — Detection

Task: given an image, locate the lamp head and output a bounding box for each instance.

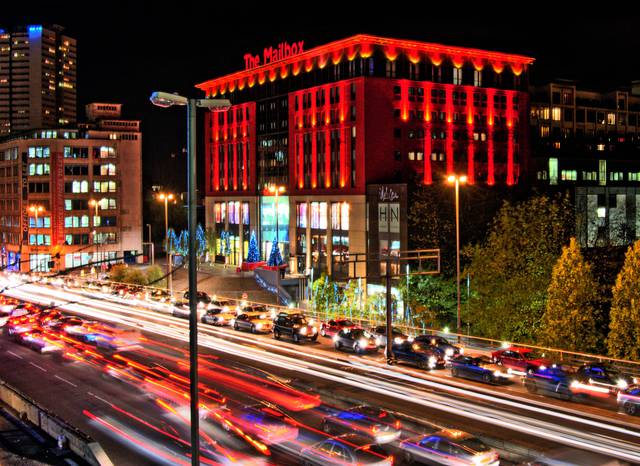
[447,175,456,184]
[459,175,468,184]
[196,98,232,112]
[150,91,188,108]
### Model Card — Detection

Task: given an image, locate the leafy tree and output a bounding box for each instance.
[125,269,148,285]
[464,194,574,342]
[145,265,165,287]
[399,275,461,329]
[204,228,217,260]
[109,264,128,283]
[539,238,602,352]
[608,240,640,359]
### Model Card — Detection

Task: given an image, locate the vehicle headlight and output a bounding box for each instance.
[539,365,547,371]
[229,319,235,326]
[255,323,263,330]
[300,327,308,335]
[428,356,437,368]
[222,306,229,312]
[617,379,629,390]
[197,302,205,309]
[218,317,225,323]
[333,335,340,342]
[311,326,317,334]
[459,347,464,355]
[359,338,368,347]
[394,337,403,344]
[375,337,382,346]
[445,348,454,357]
[494,370,504,377]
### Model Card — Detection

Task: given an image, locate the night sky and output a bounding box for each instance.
[4,4,640,203]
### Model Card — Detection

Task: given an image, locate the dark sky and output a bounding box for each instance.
[4,3,640,198]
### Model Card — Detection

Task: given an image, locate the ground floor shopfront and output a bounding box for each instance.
[204,183,409,282]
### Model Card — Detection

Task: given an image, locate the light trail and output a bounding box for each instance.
[4,278,640,462]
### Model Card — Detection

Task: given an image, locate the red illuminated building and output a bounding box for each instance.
[197,35,533,278]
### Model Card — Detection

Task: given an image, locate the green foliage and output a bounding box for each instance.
[109,264,128,283]
[539,238,602,352]
[399,275,461,329]
[145,265,165,286]
[204,228,217,258]
[464,194,574,343]
[124,268,147,285]
[608,240,640,360]
[311,274,338,314]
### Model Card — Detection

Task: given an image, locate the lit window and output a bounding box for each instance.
[551,107,561,121]
[453,67,463,85]
[549,158,558,185]
[607,113,616,125]
[473,70,482,87]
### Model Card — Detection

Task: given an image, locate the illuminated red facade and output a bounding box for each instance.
[197,35,533,275]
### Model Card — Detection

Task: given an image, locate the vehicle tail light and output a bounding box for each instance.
[371,426,379,434]
[394,420,401,429]
[388,455,394,464]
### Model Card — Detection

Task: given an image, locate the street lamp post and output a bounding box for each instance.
[447,174,467,339]
[150,91,230,466]
[157,193,174,294]
[28,205,44,272]
[146,223,154,265]
[89,199,101,276]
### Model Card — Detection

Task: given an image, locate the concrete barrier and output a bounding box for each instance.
[0,379,113,466]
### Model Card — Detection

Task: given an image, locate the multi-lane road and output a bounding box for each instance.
[1,275,639,465]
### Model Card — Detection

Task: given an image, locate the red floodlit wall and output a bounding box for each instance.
[363,78,529,186]
[288,78,366,196]
[205,102,256,196]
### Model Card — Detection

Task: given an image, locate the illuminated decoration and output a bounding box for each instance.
[197,34,533,96]
[347,46,358,61]
[511,62,523,76]
[506,92,514,185]
[238,78,245,90]
[408,51,421,64]
[452,55,464,68]
[472,58,485,71]
[332,50,343,65]
[244,40,305,70]
[424,126,432,185]
[228,81,236,93]
[268,68,277,82]
[292,62,301,76]
[487,125,495,185]
[280,65,288,79]
[28,25,43,33]
[318,54,328,69]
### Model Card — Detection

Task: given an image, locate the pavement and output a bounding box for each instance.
[142,258,279,304]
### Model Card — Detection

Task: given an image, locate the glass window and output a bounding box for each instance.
[549,158,558,185]
[453,67,462,85]
[551,107,561,121]
[297,202,308,228]
[311,202,327,229]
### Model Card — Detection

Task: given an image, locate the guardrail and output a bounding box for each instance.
[0,378,113,466]
[38,273,640,379]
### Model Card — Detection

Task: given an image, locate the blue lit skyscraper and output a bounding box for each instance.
[0,24,77,135]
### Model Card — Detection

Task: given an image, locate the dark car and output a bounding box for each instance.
[369,326,409,347]
[233,312,273,333]
[618,385,640,415]
[523,365,575,400]
[321,405,401,444]
[273,312,318,343]
[414,334,463,358]
[183,290,212,305]
[575,364,636,393]
[392,341,445,370]
[450,355,513,384]
[320,318,357,338]
[400,430,499,466]
[333,328,378,354]
[491,346,552,375]
[301,433,393,465]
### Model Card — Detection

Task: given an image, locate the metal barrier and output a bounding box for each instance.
[0,379,113,466]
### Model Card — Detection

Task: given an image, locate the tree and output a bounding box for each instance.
[125,269,148,285]
[608,240,640,359]
[195,224,207,260]
[464,194,574,343]
[399,275,461,329]
[165,228,178,255]
[539,238,602,352]
[204,228,217,261]
[109,264,128,283]
[145,264,165,287]
[246,230,260,262]
[267,240,284,267]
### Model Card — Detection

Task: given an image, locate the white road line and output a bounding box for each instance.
[7,351,23,359]
[87,391,112,406]
[54,375,77,387]
[29,362,46,372]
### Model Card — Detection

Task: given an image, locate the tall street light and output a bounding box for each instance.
[28,205,44,272]
[447,174,467,340]
[89,199,102,276]
[157,192,174,294]
[150,91,230,466]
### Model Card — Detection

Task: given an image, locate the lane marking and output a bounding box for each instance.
[29,362,46,372]
[54,375,77,387]
[87,391,112,406]
[7,351,23,359]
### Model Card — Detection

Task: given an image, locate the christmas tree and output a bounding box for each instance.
[267,240,284,267]
[195,224,207,259]
[165,228,178,254]
[246,230,260,263]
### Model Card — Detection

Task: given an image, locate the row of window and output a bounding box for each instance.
[213,201,250,225]
[295,201,350,231]
[534,107,639,127]
[63,180,118,194]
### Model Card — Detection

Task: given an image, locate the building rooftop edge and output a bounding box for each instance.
[195,33,535,94]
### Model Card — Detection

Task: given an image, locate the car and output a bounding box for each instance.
[333,328,378,354]
[15,328,63,353]
[93,328,141,352]
[183,290,212,307]
[574,364,636,393]
[490,346,552,375]
[414,334,463,358]
[6,314,38,336]
[320,318,357,338]
[392,341,445,370]
[301,433,393,466]
[171,302,206,320]
[44,316,83,331]
[523,365,575,400]
[321,405,401,444]
[0,304,31,327]
[233,312,273,333]
[273,312,318,343]
[400,430,499,466]
[450,355,514,384]
[617,385,640,415]
[369,325,408,347]
[238,303,267,315]
[201,308,235,326]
